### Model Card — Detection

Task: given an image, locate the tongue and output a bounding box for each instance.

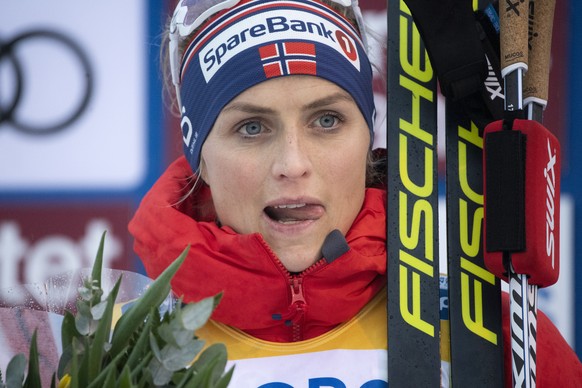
[265,205,323,222]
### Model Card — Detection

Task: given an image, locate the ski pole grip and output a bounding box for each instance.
[523,0,556,108]
[483,119,560,287]
[500,0,530,78]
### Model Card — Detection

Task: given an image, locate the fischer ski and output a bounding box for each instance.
[444,80,505,387]
[444,3,505,387]
[386,0,441,385]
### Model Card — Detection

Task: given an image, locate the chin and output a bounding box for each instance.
[279,255,320,273]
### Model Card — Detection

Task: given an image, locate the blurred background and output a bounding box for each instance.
[1,0,581,359]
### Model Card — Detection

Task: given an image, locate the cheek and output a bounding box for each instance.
[201,139,234,186]
[325,141,368,184]
[201,146,265,224]
[204,150,264,189]
[321,147,367,235]
[204,155,246,201]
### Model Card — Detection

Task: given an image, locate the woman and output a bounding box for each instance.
[129,0,582,386]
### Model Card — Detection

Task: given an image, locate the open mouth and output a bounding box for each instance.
[264,203,322,224]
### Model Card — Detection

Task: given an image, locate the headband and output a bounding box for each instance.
[177,0,375,172]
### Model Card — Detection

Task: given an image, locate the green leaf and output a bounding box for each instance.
[5,354,26,388]
[160,341,204,372]
[58,309,85,380]
[148,357,173,387]
[88,277,121,381]
[171,370,189,387]
[77,283,94,302]
[91,231,106,290]
[149,333,162,362]
[156,320,177,347]
[90,300,108,321]
[185,343,229,388]
[69,337,79,388]
[85,351,124,388]
[183,358,217,388]
[125,316,152,370]
[76,337,91,387]
[74,304,94,336]
[214,366,235,388]
[109,246,189,357]
[117,366,132,388]
[129,353,153,385]
[60,311,80,354]
[181,296,217,332]
[23,331,41,388]
[57,345,72,381]
[101,364,116,388]
[157,319,192,348]
[191,343,228,376]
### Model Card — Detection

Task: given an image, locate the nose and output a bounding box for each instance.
[271,131,312,179]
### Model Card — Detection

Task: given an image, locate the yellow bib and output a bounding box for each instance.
[196,289,451,387]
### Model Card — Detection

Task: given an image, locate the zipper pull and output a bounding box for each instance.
[270,276,308,341]
[272,276,307,323]
[290,276,306,306]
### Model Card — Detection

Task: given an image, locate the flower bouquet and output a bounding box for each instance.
[0,232,233,387]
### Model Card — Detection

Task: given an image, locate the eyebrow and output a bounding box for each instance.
[221,103,276,115]
[302,91,355,110]
[221,91,355,115]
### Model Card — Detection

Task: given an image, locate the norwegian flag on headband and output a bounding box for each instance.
[259,42,316,78]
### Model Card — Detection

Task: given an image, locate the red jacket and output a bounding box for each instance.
[129,156,582,386]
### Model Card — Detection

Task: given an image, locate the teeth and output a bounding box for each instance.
[273,203,306,209]
[278,219,300,224]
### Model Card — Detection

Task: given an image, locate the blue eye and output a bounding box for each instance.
[239,121,262,136]
[317,114,339,128]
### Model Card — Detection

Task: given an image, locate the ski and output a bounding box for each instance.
[444,77,505,388]
[386,0,441,386]
[444,3,505,387]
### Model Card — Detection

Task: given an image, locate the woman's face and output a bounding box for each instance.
[200,76,370,272]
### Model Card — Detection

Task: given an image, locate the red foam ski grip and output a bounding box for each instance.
[483,119,560,287]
